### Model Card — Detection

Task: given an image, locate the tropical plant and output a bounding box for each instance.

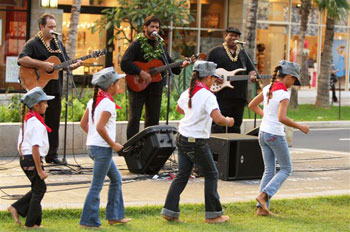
[314,0,349,108]
[91,0,193,44]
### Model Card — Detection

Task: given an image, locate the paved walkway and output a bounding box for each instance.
[0,147,349,210]
[298,87,350,105]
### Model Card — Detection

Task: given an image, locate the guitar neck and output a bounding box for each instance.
[54,54,93,70]
[151,61,183,74]
[227,74,271,81]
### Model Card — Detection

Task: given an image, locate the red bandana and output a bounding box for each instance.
[96,90,122,109]
[271,81,287,92]
[189,81,210,98]
[25,110,51,133]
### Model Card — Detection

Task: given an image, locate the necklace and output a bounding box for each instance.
[135,33,164,61]
[223,42,240,62]
[37,31,61,54]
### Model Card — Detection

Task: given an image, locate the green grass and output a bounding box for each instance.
[1,195,349,231]
[244,104,350,121]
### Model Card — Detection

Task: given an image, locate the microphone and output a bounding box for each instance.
[234,40,246,44]
[49,30,62,36]
[152,31,164,41]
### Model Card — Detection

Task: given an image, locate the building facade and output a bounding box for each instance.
[0,0,349,91]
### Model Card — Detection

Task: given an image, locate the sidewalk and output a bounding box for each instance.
[0,147,349,210]
[298,87,350,105]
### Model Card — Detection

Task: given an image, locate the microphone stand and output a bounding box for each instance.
[54,34,81,169]
[239,43,261,129]
[158,38,176,125]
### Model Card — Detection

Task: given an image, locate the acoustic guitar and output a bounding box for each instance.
[210,68,271,93]
[19,49,107,90]
[126,54,203,92]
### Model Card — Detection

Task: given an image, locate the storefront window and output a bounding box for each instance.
[58,0,117,7]
[0,0,28,91]
[62,13,106,76]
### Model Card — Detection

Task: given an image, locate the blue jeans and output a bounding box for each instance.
[80,146,125,227]
[161,134,223,219]
[257,131,293,209]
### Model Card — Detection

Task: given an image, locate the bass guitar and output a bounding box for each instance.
[126,54,202,92]
[19,49,107,90]
[210,68,271,93]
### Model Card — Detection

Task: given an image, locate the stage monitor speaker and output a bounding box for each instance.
[208,134,264,181]
[118,125,177,174]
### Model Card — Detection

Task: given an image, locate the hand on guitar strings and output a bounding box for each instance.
[140,70,152,83]
[42,61,55,72]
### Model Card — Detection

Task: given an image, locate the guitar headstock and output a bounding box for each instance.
[91,49,107,58]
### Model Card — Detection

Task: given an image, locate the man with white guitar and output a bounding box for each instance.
[207,27,256,134]
[18,13,82,164]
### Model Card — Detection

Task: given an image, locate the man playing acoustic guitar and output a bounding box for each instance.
[207,27,256,134]
[121,16,190,140]
[18,13,82,164]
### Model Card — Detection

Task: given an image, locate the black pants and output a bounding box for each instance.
[212,98,246,134]
[127,88,162,140]
[45,94,61,160]
[12,156,47,227]
[162,134,223,219]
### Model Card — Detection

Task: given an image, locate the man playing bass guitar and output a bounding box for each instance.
[121,15,190,140]
[207,27,256,134]
[18,13,82,164]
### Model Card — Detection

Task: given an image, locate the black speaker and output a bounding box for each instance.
[208,134,264,181]
[118,125,177,174]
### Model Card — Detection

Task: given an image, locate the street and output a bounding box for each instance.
[293,128,350,153]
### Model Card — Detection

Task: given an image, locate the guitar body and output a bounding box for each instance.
[210,68,271,93]
[211,68,246,92]
[125,59,164,92]
[19,49,107,91]
[19,56,61,91]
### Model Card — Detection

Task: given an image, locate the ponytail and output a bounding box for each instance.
[188,71,199,109]
[266,65,286,104]
[19,104,26,157]
[91,85,99,122]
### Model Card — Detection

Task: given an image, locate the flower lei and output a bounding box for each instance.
[135,33,164,61]
[37,31,61,54]
[223,42,240,62]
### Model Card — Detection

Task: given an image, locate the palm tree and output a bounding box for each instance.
[314,0,349,108]
[65,0,81,60]
[244,0,259,59]
[290,0,312,109]
[63,0,81,93]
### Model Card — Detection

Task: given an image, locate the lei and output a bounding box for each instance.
[135,33,164,61]
[223,42,240,62]
[37,31,62,54]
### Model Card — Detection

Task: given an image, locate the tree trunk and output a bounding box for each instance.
[315,17,334,108]
[244,0,258,101]
[244,0,258,58]
[297,0,311,86]
[63,0,81,95]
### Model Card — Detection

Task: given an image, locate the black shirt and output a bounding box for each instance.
[207,45,254,101]
[18,36,68,96]
[120,38,181,94]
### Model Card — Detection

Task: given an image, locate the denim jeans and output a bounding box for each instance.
[80,146,125,227]
[257,131,293,209]
[161,134,223,219]
[12,156,46,227]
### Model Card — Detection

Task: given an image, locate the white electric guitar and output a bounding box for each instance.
[211,68,271,93]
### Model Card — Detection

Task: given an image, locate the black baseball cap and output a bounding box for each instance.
[225,27,241,35]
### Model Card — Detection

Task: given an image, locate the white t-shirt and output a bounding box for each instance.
[86,98,116,147]
[260,84,290,136]
[17,117,49,157]
[178,88,219,139]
